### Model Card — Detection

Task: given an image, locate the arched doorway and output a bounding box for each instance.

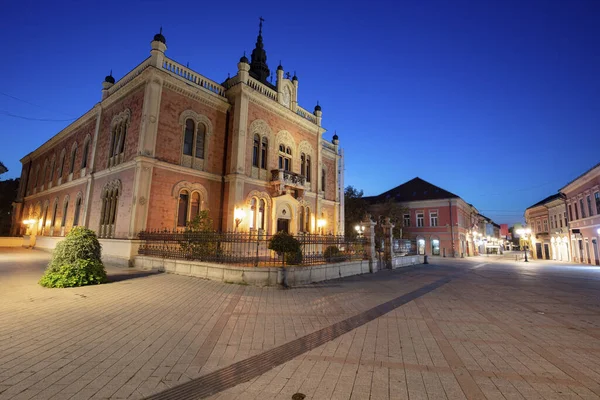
[431,236,440,256]
[276,204,292,233]
[417,236,426,255]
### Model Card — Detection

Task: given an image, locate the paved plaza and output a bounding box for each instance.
[1,249,600,399]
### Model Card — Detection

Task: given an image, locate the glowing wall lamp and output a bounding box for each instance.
[234,207,246,231]
[317,218,326,234]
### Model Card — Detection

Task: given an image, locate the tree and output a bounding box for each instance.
[344,186,368,238]
[180,211,219,260]
[0,178,19,236]
[371,198,408,240]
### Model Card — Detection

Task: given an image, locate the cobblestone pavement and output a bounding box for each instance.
[1,249,600,399]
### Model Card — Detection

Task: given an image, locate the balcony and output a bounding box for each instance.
[271,169,306,196]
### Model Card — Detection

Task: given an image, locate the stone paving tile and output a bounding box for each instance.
[4,250,600,399]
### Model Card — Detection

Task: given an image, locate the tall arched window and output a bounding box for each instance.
[249,198,257,229]
[305,207,311,232]
[81,139,90,169]
[41,203,49,235]
[48,157,55,186]
[42,160,49,188]
[69,144,77,174]
[183,119,194,156]
[73,196,82,227]
[301,154,306,176]
[109,111,129,167]
[261,137,268,169]
[58,149,66,181]
[299,206,305,232]
[252,135,260,167]
[99,181,120,238]
[259,199,266,230]
[33,165,40,190]
[191,192,200,220]
[321,168,326,192]
[61,199,69,228]
[195,124,206,159]
[306,156,311,182]
[177,190,190,227]
[50,200,59,235]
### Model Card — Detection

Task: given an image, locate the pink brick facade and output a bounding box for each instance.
[12,29,344,256]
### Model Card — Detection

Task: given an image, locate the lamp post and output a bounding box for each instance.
[354,224,365,238]
[233,207,246,232]
[516,228,531,262]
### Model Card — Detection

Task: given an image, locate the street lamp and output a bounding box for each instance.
[354,224,365,238]
[516,227,532,262]
[233,207,246,231]
[317,218,326,234]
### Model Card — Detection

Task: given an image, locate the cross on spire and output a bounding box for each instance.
[259,17,264,35]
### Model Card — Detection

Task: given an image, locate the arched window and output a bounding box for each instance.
[99,181,120,238]
[321,168,326,192]
[73,196,82,227]
[69,144,77,174]
[195,124,206,159]
[301,154,306,176]
[191,192,200,220]
[306,207,311,232]
[50,200,59,235]
[261,137,268,169]
[41,203,49,235]
[33,165,40,189]
[278,145,292,171]
[306,155,311,182]
[177,190,190,227]
[48,157,55,186]
[252,135,260,167]
[109,111,129,167]
[81,139,90,169]
[249,198,257,229]
[259,199,266,230]
[42,160,49,188]
[58,150,66,180]
[61,199,69,228]
[183,119,194,156]
[299,206,305,232]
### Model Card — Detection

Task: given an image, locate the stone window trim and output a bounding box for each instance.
[403,213,411,227]
[108,109,131,168]
[99,179,122,239]
[40,200,50,236]
[245,190,271,233]
[416,211,425,227]
[178,110,213,171]
[273,130,296,171]
[249,119,272,171]
[429,210,439,227]
[297,203,311,233]
[298,141,315,183]
[41,159,49,191]
[278,144,293,172]
[172,181,209,228]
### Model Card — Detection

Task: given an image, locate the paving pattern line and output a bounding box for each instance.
[144,267,473,400]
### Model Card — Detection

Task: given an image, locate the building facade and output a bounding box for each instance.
[560,163,600,265]
[524,195,556,260]
[365,177,494,257]
[11,25,344,265]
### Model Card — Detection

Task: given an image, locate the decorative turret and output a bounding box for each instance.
[237,52,251,83]
[239,53,249,64]
[249,17,271,84]
[101,71,115,100]
[150,27,167,68]
[332,131,339,145]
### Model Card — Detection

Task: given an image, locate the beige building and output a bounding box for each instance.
[525,193,571,261]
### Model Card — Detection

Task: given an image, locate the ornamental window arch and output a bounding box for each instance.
[73,191,83,227]
[58,148,67,181]
[81,134,92,169]
[109,109,130,167]
[273,130,296,171]
[172,181,209,228]
[249,119,271,170]
[245,190,271,232]
[179,110,213,170]
[61,194,70,229]
[50,197,60,235]
[40,199,50,235]
[298,141,314,182]
[297,199,312,233]
[99,179,122,238]
[69,141,78,175]
[48,154,56,186]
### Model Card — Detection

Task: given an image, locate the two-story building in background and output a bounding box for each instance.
[11,24,344,265]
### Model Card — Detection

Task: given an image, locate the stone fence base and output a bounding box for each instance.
[390,255,423,269]
[135,255,375,287]
[0,237,23,247]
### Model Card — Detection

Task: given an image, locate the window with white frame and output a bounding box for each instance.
[416,212,424,227]
[403,213,410,227]
[543,219,548,232]
[430,211,438,227]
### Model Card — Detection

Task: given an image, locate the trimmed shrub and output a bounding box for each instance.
[268,232,301,266]
[324,245,342,263]
[39,227,107,288]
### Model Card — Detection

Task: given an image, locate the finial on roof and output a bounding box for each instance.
[239,50,249,63]
[104,70,115,84]
[277,60,283,71]
[292,71,298,81]
[259,16,264,36]
[314,101,321,112]
[153,26,166,44]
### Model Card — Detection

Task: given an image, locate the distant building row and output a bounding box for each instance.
[524,162,600,265]
[365,177,502,257]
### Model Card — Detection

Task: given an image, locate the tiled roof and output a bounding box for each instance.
[526,193,562,210]
[364,177,459,204]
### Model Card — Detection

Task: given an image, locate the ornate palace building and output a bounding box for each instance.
[12,22,344,265]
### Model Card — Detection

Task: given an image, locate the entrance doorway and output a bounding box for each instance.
[535,243,542,259]
[417,239,425,255]
[277,219,289,233]
[543,244,550,260]
[431,239,440,255]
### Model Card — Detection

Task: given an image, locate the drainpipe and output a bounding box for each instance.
[218,109,231,232]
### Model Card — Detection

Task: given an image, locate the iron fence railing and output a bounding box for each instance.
[137,230,367,267]
[393,239,418,256]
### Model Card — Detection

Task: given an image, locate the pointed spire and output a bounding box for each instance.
[249,16,270,84]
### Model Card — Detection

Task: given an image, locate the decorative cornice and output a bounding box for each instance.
[93,159,136,180]
[23,175,90,202]
[162,72,230,113]
[139,156,222,183]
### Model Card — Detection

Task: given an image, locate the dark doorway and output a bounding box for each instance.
[277,219,289,233]
[535,243,543,259]
[543,244,550,260]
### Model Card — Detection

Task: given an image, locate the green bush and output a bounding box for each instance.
[324,245,342,263]
[179,211,219,260]
[268,232,301,266]
[39,227,107,288]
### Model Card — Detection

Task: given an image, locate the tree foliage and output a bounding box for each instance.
[344,186,368,238]
[268,232,301,266]
[39,227,107,288]
[180,211,219,260]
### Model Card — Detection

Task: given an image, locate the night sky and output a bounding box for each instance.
[1,0,598,225]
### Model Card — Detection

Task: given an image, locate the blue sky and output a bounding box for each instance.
[1,0,598,225]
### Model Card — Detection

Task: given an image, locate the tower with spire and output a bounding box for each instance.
[249,17,271,85]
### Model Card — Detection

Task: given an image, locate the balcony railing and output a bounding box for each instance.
[271,169,306,188]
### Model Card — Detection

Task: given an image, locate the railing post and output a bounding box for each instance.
[363,214,377,273]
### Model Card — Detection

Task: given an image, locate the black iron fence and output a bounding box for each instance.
[137,230,367,267]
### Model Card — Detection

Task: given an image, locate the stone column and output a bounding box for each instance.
[382,217,394,269]
[363,214,377,273]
